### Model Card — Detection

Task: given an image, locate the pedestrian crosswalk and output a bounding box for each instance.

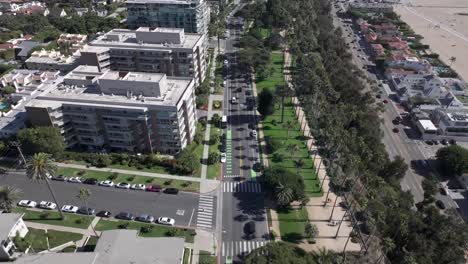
[221,240,267,257]
[225,130,232,174]
[196,195,215,230]
[222,182,262,193]
[223,174,240,178]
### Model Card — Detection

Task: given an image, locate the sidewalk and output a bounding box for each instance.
[282,48,360,252]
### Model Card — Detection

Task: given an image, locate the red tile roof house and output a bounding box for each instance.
[0,43,14,50]
[365,32,378,43]
[371,43,386,57]
[388,41,408,50]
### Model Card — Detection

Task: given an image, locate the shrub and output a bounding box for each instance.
[77,170,86,176]
[127,176,135,182]
[165,228,179,237]
[266,137,282,153]
[39,212,51,219]
[75,218,83,224]
[207,152,220,165]
[146,178,154,183]
[140,225,153,234]
[108,172,119,180]
[272,152,284,162]
[118,222,130,229]
[164,179,173,186]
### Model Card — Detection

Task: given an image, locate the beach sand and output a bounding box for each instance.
[395,0,468,80]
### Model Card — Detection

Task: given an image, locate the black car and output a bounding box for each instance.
[432,140,439,145]
[435,200,446,210]
[96,211,111,218]
[440,139,448,145]
[425,140,434,145]
[164,188,179,194]
[52,175,67,181]
[82,178,98,185]
[78,207,95,215]
[115,212,134,220]
[244,221,256,237]
[253,162,262,172]
[449,139,457,145]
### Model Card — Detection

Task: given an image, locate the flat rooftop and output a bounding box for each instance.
[126,0,202,4]
[100,70,165,83]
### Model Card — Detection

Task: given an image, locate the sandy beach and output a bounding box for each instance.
[395,0,468,80]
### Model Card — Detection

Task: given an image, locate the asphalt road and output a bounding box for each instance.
[219,13,269,263]
[0,171,206,228]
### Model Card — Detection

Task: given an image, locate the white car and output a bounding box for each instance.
[220,153,227,163]
[99,180,114,187]
[231,97,237,104]
[157,217,175,226]
[131,184,146,190]
[68,177,82,183]
[18,200,37,208]
[39,201,57,210]
[115,182,131,189]
[251,130,257,139]
[61,205,79,213]
[224,59,228,65]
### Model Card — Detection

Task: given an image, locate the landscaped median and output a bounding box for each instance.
[207,123,223,179]
[95,219,196,243]
[56,167,200,193]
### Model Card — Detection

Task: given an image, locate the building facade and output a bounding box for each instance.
[25,49,78,72]
[0,213,29,261]
[25,66,197,154]
[79,27,207,86]
[126,0,210,35]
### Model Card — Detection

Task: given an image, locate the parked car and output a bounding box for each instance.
[51,175,67,181]
[432,140,439,145]
[224,59,228,65]
[115,182,131,189]
[449,139,457,145]
[383,99,388,104]
[17,200,37,208]
[99,180,114,187]
[68,177,82,183]
[136,214,155,223]
[146,185,162,192]
[392,127,399,133]
[231,97,237,104]
[39,201,57,210]
[131,184,146,190]
[115,212,134,220]
[244,221,256,237]
[83,178,98,185]
[78,207,95,215]
[435,200,446,210]
[61,205,79,213]
[441,139,448,145]
[250,130,257,139]
[96,211,112,218]
[164,188,179,194]
[157,217,175,226]
[425,140,434,145]
[220,153,227,163]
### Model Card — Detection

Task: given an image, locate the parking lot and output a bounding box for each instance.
[1,171,213,228]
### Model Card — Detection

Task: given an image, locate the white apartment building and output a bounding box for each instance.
[57,34,88,53]
[25,49,78,72]
[386,56,432,72]
[25,65,197,154]
[0,213,28,261]
[80,27,207,86]
[126,0,210,35]
[431,108,468,140]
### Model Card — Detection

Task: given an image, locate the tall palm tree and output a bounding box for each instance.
[287,144,299,160]
[77,188,98,237]
[275,183,293,207]
[275,84,292,123]
[294,159,305,175]
[449,56,456,66]
[312,247,336,264]
[26,153,64,219]
[284,120,295,138]
[0,186,21,212]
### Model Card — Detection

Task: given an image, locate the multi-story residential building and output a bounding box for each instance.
[57,34,87,53]
[25,65,197,154]
[430,108,468,140]
[348,2,394,13]
[79,27,207,86]
[25,49,78,72]
[126,0,210,35]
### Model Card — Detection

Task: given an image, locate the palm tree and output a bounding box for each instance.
[0,186,21,212]
[26,153,64,219]
[294,159,304,175]
[287,144,299,160]
[275,183,293,207]
[283,120,294,138]
[312,247,336,264]
[275,84,292,123]
[77,188,98,237]
[449,56,456,66]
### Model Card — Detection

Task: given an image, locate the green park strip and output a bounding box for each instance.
[14,228,83,252]
[56,167,200,193]
[277,207,309,244]
[94,219,196,243]
[199,250,217,264]
[255,52,286,94]
[14,207,94,229]
[207,125,223,179]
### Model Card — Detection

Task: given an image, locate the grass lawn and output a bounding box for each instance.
[255,52,286,94]
[199,250,216,264]
[15,228,83,252]
[260,27,271,39]
[95,219,196,243]
[183,248,191,264]
[207,125,222,179]
[15,207,93,229]
[457,95,468,104]
[56,167,199,192]
[277,207,308,244]
[47,229,83,248]
[83,236,99,252]
[262,98,321,196]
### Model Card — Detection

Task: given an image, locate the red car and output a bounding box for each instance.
[147,185,162,192]
[383,99,388,104]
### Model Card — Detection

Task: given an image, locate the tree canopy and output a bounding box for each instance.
[436,145,468,176]
[18,126,65,157]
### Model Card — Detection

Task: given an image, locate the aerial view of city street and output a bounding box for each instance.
[0,0,467,263]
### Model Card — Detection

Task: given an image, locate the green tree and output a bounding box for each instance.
[283,120,295,138]
[26,153,64,219]
[379,156,408,183]
[175,149,200,175]
[421,178,437,205]
[294,159,305,175]
[304,222,318,242]
[77,188,98,236]
[2,85,16,94]
[257,88,275,116]
[275,183,293,207]
[245,242,319,264]
[211,113,222,128]
[207,152,219,165]
[18,127,65,156]
[0,186,21,212]
[266,136,282,153]
[264,167,305,206]
[436,145,468,176]
[275,84,292,123]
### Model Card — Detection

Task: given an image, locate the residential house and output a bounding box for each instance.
[74,7,88,16]
[371,44,385,58]
[0,213,28,261]
[386,55,432,72]
[431,108,468,140]
[13,230,185,264]
[348,2,394,13]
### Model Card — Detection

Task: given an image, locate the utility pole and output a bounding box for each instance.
[10,141,26,167]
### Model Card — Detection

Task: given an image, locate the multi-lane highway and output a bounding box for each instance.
[219,15,269,263]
